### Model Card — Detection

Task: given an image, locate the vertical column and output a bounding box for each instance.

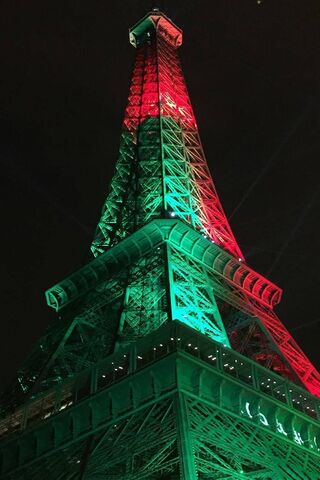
[175,391,198,480]
[136,38,163,226]
[164,242,176,322]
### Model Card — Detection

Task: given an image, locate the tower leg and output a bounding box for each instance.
[175,393,198,480]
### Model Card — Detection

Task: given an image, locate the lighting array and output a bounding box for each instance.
[96,339,320,420]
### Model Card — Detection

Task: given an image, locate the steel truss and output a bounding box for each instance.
[2,218,320,412]
[91,15,243,260]
[1,10,320,480]
[1,332,319,479]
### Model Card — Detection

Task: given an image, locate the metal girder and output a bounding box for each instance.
[46,220,320,396]
[1,10,320,479]
[1,338,319,478]
[2,219,318,410]
[91,19,243,259]
[47,220,280,312]
[1,323,320,444]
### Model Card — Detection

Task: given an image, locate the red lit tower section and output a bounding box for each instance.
[91,11,244,260]
[89,11,320,398]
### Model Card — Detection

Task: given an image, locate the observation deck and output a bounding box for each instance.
[129,9,183,48]
[0,322,319,477]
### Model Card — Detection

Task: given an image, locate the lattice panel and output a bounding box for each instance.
[5,392,320,479]
[188,396,320,479]
[168,244,230,345]
[117,247,168,342]
[91,22,243,260]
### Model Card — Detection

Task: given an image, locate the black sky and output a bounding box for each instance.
[0,0,319,388]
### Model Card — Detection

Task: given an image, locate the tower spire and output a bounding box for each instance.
[91,10,244,260]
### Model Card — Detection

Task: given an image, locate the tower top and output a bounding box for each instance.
[129,10,183,48]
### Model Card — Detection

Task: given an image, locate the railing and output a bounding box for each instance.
[0,321,319,439]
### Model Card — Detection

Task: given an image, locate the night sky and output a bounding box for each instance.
[0,0,319,389]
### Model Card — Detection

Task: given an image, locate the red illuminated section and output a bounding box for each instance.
[110,12,320,398]
[125,20,243,260]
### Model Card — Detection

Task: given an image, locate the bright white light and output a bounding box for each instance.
[258,412,269,426]
[293,430,304,445]
[276,420,287,436]
[245,402,253,418]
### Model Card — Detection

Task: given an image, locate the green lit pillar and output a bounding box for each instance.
[176,361,198,479]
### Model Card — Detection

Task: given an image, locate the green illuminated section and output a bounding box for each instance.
[167,243,229,344]
[1,13,320,480]
[91,36,243,259]
[92,128,137,250]
[90,110,231,351]
[92,116,206,255]
[2,322,320,478]
[114,240,230,349]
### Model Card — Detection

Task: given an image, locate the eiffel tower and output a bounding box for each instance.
[1,9,320,479]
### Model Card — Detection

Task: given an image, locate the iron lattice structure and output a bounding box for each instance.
[1,10,320,480]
